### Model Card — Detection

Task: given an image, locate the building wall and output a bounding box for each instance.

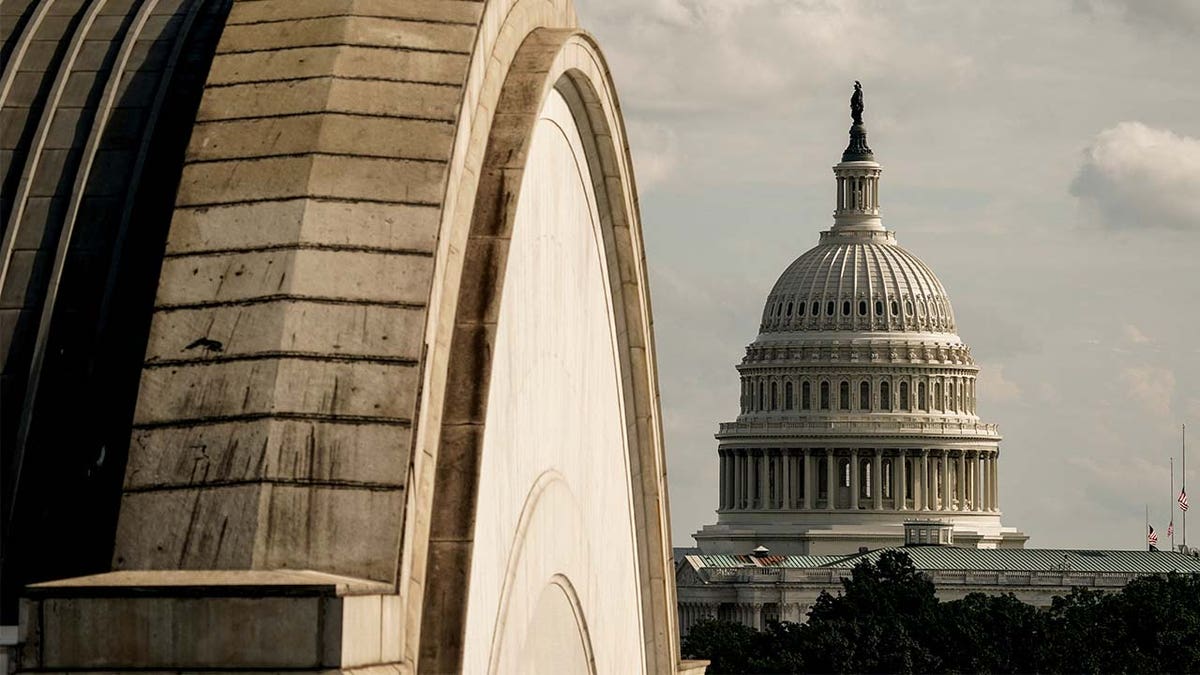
[3,1,686,672]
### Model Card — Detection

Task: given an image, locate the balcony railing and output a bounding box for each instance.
[717,418,1000,438]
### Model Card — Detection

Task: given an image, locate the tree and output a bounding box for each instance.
[681,551,1200,674]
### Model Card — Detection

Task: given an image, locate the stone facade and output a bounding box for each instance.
[1,1,696,672]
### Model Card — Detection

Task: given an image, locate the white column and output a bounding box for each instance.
[774,450,784,508]
[850,449,860,510]
[939,452,948,511]
[718,451,728,509]
[895,450,906,510]
[729,449,739,506]
[757,450,768,510]
[988,451,998,509]
[804,451,814,510]
[957,452,966,511]
[826,451,836,510]
[924,450,934,510]
[783,450,793,509]
[916,451,926,511]
[873,450,883,510]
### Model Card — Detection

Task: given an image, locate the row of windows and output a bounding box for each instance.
[763,294,953,329]
[740,376,976,415]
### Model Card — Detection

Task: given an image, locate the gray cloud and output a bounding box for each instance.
[1070,122,1200,231]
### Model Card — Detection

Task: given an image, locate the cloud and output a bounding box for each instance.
[1123,324,1151,344]
[626,120,679,191]
[976,363,1022,404]
[1074,0,1200,36]
[1121,366,1175,417]
[1070,122,1200,231]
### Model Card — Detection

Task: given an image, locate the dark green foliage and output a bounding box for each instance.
[679,551,1200,674]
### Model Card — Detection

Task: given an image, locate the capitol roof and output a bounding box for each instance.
[685,546,1200,575]
[759,232,956,336]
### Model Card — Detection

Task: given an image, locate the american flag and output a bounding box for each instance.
[1180,489,1190,512]
[1148,525,1158,546]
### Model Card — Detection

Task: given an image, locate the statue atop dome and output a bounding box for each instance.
[842,80,874,162]
[851,81,864,125]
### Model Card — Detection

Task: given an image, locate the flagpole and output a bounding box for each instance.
[1146,503,1150,551]
[1171,456,1175,551]
[1184,423,1187,549]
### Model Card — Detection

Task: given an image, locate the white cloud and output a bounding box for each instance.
[1123,324,1151,344]
[1070,122,1200,231]
[976,363,1022,404]
[1121,366,1175,417]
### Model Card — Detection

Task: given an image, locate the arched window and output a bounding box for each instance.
[758,381,764,410]
[905,300,914,315]
[770,382,778,410]
[875,300,884,316]
[918,381,927,410]
[802,381,811,410]
[880,380,892,411]
[858,300,867,316]
[786,302,793,316]
[947,380,956,411]
[826,301,835,316]
[934,381,942,410]
[842,300,851,316]
[860,381,870,410]
[839,381,850,410]
[785,381,794,410]
[811,301,819,317]
[798,301,806,317]
[820,381,830,410]
[891,300,899,316]
[842,459,851,487]
[899,381,909,411]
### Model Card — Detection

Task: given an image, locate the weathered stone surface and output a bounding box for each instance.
[144,301,425,363]
[188,114,454,162]
[227,0,483,26]
[154,248,433,307]
[132,358,418,424]
[217,16,476,55]
[206,46,467,85]
[165,199,440,254]
[125,419,411,489]
[20,570,398,670]
[176,155,447,206]
[196,78,462,122]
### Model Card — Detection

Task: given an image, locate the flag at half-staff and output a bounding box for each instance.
[1181,489,1190,512]
[1148,525,1158,547]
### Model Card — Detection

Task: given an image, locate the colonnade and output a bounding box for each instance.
[717,447,1000,513]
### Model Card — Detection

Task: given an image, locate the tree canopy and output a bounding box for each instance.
[680,550,1200,674]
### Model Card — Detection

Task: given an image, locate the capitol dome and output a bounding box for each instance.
[694,83,1027,557]
[759,233,957,335]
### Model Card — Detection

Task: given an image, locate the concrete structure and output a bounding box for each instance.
[1,1,700,672]
[676,545,1200,634]
[693,88,1027,556]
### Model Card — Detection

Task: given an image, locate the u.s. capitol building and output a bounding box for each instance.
[694,83,1027,555]
[677,86,1200,633]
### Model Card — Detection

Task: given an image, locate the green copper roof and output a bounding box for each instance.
[687,546,1200,575]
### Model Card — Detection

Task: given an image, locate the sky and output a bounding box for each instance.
[574,0,1200,551]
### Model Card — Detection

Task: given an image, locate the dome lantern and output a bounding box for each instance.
[832,81,884,233]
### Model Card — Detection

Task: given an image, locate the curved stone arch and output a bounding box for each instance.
[408,18,676,675]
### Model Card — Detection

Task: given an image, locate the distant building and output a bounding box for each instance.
[679,88,1195,635]
[677,532,1200,634]
[693,87,1026,556]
